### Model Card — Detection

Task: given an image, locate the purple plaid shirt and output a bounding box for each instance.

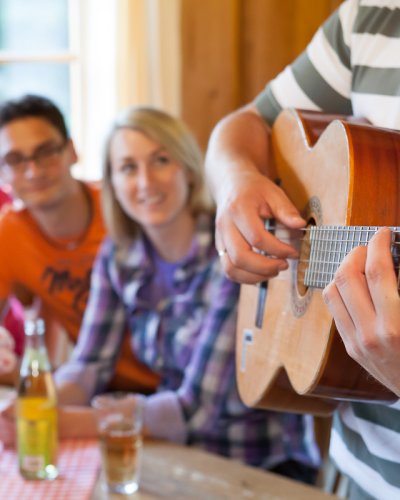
[56,214,319,469]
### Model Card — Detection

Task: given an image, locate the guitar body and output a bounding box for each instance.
[236,109,400,415]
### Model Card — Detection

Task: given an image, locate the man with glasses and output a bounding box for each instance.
[0,94,158,393]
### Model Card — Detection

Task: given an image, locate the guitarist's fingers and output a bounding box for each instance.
[264,185,306,232]
[323,281,357,350]
[215,219,289,283]
[364,228,400,320]
[323,246,376,354]
[325,230,400,396]
[215,185,303,261]
[235,194,304,259]
[221,252,283,284]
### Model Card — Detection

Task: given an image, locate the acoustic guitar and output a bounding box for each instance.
[236,109,400,416]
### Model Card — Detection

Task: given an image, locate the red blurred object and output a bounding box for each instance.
[0,187,25,355]
[0,188,11,206]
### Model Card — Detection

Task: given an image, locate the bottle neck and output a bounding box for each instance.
[21,318,51,374]
[24,321,45,348]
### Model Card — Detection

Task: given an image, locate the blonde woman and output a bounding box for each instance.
[54,107,319,481]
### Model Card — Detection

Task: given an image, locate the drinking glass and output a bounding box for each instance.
[91,392,145,495]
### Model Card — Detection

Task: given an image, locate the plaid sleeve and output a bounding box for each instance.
[54,239,127,399]
[176,260,241,439]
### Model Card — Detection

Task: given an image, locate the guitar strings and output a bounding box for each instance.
[273,236,400,246]
[261,227,400,286]
[300,227,400,232]
[260,229,400,268]
[294,265,400,275]
[281,266,400,288]
[270,230,400,247]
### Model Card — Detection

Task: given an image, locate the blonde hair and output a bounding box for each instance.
[102,106,214,242]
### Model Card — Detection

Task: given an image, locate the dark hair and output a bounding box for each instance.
[0,94,69,140]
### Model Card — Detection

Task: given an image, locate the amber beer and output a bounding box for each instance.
[99,419,142,491]
[17,319,58,480]
[92,392,145,495]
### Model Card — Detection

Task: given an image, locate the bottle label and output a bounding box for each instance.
[22,454,45,472]
[17,399,58,476]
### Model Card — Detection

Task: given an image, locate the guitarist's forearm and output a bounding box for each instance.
[205,103,273,201]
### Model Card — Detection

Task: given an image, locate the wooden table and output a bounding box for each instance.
[92,440,338,499]
[0,387,337,499]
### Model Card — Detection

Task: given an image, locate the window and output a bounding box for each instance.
[0,0,181,180]
[0,0,75,137]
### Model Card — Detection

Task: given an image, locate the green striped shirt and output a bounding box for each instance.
[256,0,400,131]
[255,1,400,498]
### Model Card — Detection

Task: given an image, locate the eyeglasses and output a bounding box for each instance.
[0,142,67,176]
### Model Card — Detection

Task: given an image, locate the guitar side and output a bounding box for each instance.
[236,109,400,415]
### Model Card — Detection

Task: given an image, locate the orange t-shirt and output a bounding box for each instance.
[0,183,159,393]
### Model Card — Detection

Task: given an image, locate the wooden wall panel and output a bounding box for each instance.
[240,0,343,102]
[181,0,343,150]
[180,0,241,148]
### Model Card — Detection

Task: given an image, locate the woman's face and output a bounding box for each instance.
[109,128,192,233]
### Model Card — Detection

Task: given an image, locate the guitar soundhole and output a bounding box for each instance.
[291,196,322,317]
[290,218,315,317]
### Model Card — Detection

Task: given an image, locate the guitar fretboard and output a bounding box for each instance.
[303,226,400,289]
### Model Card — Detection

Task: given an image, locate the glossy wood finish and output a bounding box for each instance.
[236,109,400,415]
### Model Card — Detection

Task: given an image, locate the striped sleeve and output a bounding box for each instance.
[255,0,357,125]
[331,401,400,499]
[350,2,400,129]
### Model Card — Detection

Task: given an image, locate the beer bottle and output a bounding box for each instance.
[16,318,58,480]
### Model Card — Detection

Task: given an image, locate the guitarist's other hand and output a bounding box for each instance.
[323,228,400,398]
[214,169,305,284]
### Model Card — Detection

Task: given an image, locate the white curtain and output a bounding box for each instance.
[75,0,181,180]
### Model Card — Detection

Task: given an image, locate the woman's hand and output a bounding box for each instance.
[58,406,97,439]
[0,327,17,375]
[323,228,400,397]
[0,398,16,448]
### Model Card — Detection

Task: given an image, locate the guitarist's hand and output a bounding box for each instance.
[323,228,400,398]
[214,169,305,284]
[205,103,305,284]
